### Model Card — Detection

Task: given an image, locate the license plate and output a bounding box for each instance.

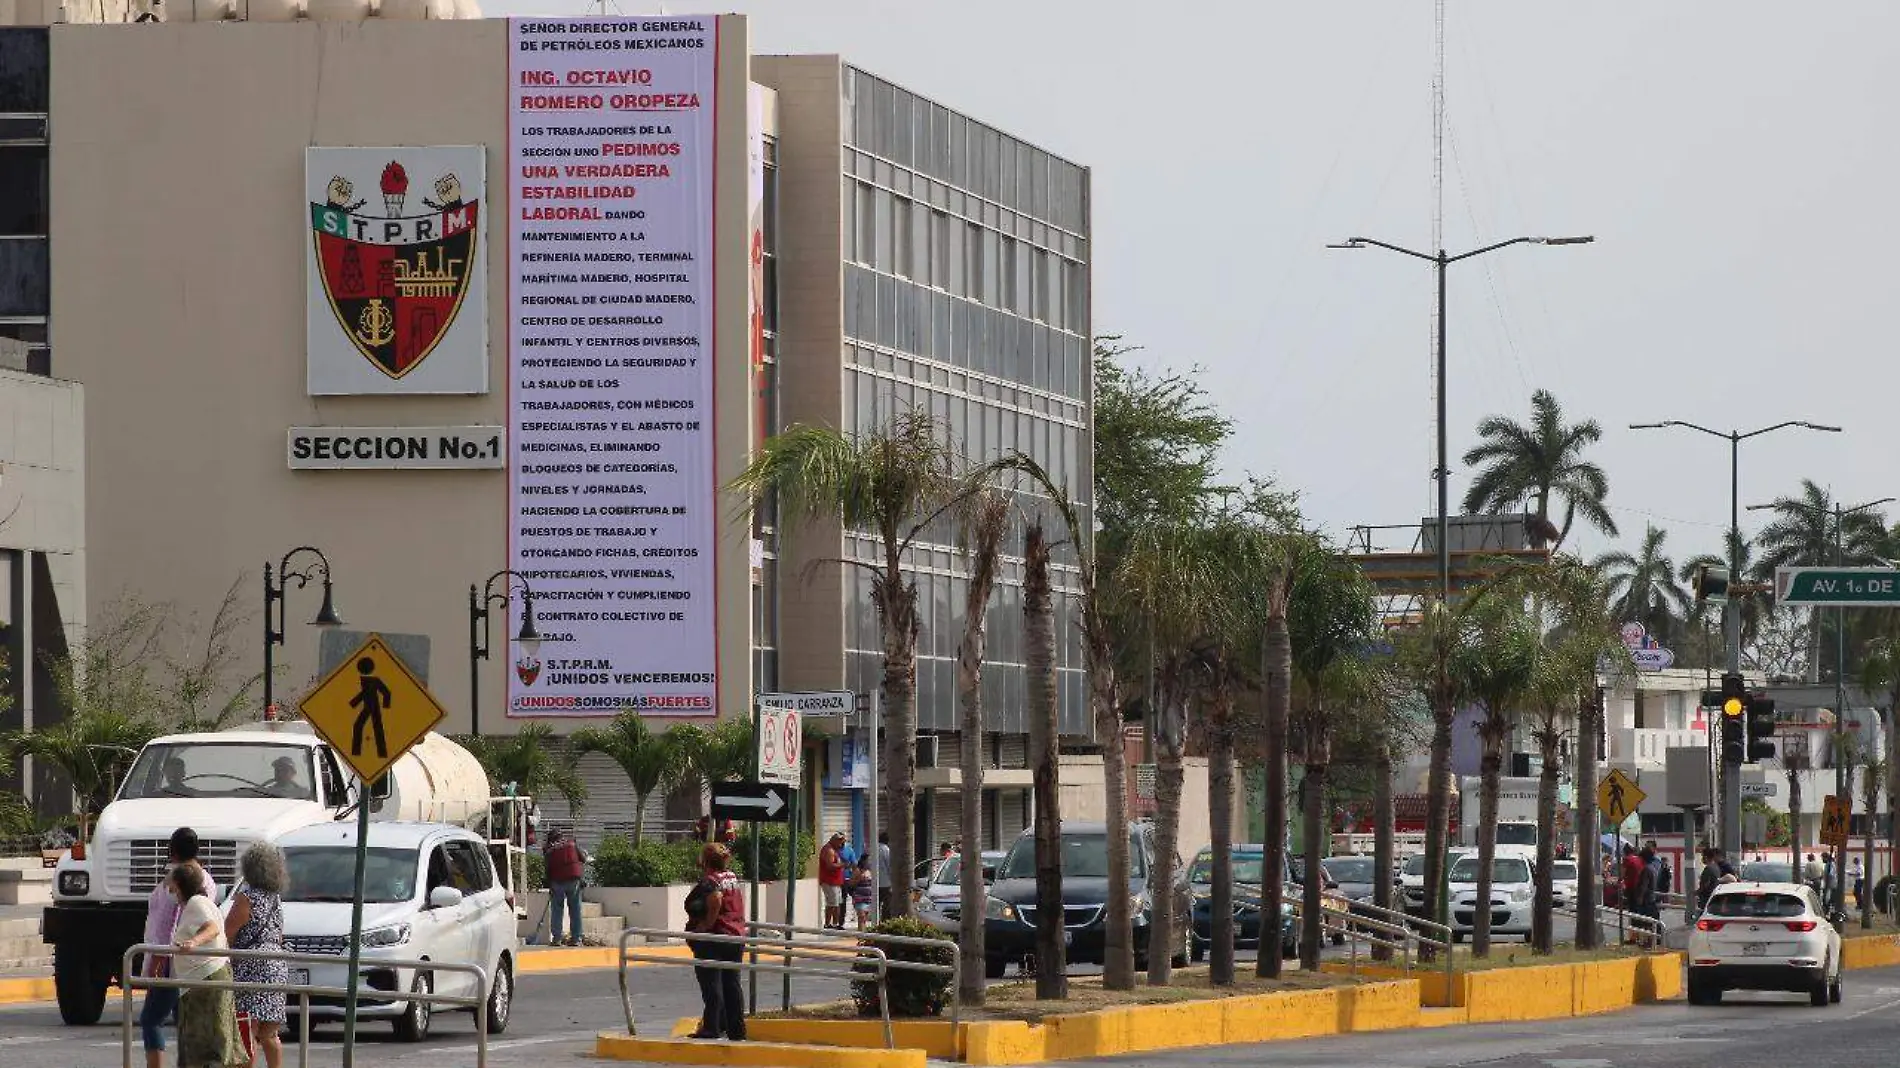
[1741,943,1766,956]
[291,968,309,986]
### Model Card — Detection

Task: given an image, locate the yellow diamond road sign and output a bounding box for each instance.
[1597,768,1645,828]
[299,634,446,784]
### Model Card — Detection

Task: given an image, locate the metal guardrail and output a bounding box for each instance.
[617,926,898,1048]
[745,920,961,1029]
[1293,893,1455,995]
[120,943,490,1068]
[1555,902,1666,947]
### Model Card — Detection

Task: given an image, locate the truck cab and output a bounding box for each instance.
[41,719,490,1025]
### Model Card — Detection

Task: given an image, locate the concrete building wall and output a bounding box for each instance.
[50,19,754,727]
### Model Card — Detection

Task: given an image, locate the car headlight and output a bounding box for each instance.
[1131,894,1148,918]
[359,924,411,948]
[57,871,89,896]
[1512,887,1533,903]
[984,897,1017,923]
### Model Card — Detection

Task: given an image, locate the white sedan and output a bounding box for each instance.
[1551,859,1578,908]
[1688,881,1843,1006]
[1447,854,1533,941]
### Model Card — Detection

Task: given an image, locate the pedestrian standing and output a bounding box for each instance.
[543,830,588,946]
[225,843,288,1068]
[141,828,219,1068]
[875,832,893,919]
[1851,856,1866,909]
[169,865,245,1068]
[818,832,847,930]
[684,843,746,1042]
[850,861,875,930]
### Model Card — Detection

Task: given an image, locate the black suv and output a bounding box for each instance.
[971,821,1190,978]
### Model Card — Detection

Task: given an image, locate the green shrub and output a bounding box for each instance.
[731,824,807,882]
[849,917,954,1018]
[593,836,698,887]
[525,851,547,891]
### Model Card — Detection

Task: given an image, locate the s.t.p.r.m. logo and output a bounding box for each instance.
[306,146,489,396]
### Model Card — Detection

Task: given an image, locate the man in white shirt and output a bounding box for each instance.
[876,832,892,920]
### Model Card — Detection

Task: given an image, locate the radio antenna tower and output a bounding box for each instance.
[1427,0,1445,520]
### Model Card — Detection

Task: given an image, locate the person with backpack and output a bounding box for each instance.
[684,843,746,1042]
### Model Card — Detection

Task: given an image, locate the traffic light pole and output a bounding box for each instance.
[1721,435,1743,858]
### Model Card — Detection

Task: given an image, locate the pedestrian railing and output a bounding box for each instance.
[1290,893,1456,997]
[119,943,490,1068]
[617,926,902,1048]
[744,920,961,1028]
[1553,902,1666,947]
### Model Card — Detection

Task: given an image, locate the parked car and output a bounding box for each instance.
[1399,848,1471,917]
[1447,853,1534,941]
[276,821,518,1040]
[917,850,1006,920]
[1739,861,1797,884]
[1551,859,1579,909]
[1181,845,1297,962]
[1688,881,1844,1006]
[977,822,1189,978]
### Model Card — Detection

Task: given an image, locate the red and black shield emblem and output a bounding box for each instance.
[310,201,479,379]
[516,657,541,687]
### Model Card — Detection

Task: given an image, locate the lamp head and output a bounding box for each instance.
[311,578,343,627]
[515,592,542,659]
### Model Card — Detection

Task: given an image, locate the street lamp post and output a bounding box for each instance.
[1746,493,1892,912]
[469,570,543,736]
[1330,234,1593,599]
[1629,420,1842,857]
[261,547,344,718]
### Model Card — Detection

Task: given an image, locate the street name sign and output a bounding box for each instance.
[711,781,792,823]
[1597,768,1645,827]
[1739,781,1778,799]
[299,634,445,784]
[756,690,852,715]
[1776,567,1900,608]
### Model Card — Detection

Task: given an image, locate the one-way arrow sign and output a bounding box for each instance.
[711,781,793,823]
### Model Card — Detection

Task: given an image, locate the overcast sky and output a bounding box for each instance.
[496,0,1900,566]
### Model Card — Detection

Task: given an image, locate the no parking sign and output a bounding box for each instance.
[757,705,802,785]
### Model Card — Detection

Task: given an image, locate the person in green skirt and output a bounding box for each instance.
[168,865,247,1068]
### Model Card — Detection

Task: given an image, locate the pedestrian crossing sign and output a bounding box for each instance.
[1597,768,1645,827]
[299,633,445,784]
[1821,794,1850,848]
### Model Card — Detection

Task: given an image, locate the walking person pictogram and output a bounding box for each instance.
[1607,778,1626,823]
[350,656,393,758]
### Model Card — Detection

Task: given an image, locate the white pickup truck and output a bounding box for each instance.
[41,718,491,1025]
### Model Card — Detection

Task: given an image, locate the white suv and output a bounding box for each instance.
[1688,881,1843,1007]
[1447,853,1533,941]
[272,822,519,1040]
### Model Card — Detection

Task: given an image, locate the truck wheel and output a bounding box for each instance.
[54,944,109,1026]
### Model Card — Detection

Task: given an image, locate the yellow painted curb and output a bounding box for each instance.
[1841,932,1900,970]
[0,975,55,1005]
[596,1032,924,1068]
[515,944,693,973]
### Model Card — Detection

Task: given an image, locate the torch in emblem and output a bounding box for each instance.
[381,160,409,218]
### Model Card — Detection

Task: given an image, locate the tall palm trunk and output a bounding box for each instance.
[1574,687,1600,949]
[1256,585,1292,978]
[1148,682,1187,985]
[955,502,1006,1005]
[1090,623,1135,989]
[1888,698,1899,913]
[876,552,921,918]
[1208,683,1236,984]
[1024,522,1066,998]
[1299,726,1329,973]
[1371,737,1395,963]
[1473,732,1504,957]
[1532,722,1561,953]
[1421,661,1456,950]
[1861,762,1882,928]
[1787,759,1805,860]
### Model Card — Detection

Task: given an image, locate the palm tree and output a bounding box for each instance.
[1288,544,1379,969]
[1859,631,1900,907]
[1460,389,1616,551]
[953,487,1009,1005]
[1254,551,1297,979]
[1753,480,1889,681]
[1594,524,1690,646]
[1395,598,1479,946]
[455,723,587,812]
[1679,532,1766,667]
[1022,514,1068,997]
[673,717,755,825]
[569,713,684,843]
[729,411,974,915]
[1450,596,1540,957]
[2,708,157,825]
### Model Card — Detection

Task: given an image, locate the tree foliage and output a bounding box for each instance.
[454,722,586,814]
[1460,389,1616,550]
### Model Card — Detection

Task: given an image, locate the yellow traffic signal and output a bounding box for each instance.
[1723,697,1745,717]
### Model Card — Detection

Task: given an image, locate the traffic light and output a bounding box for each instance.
[1694,564,1731,605]
[1746,696,1777,763]
[1719,673,1747,719]
[1721,709,1746,764]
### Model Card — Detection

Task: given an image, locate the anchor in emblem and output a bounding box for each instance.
[355,299,395,348]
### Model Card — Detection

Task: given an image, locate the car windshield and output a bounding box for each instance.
[1000,832,1144,880]
[1450,857,1531,883]
[1708,891,1806,918]
[1496,824,1536,847]
[1189,853,1265,885]
[282,846,419,904]
[1553,862,1578,881]
[1323,858,1376,884]
[120,743,317,801]
[1740,862,1795,883]
[933,856,961,885]
[1402,854,1430,876]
